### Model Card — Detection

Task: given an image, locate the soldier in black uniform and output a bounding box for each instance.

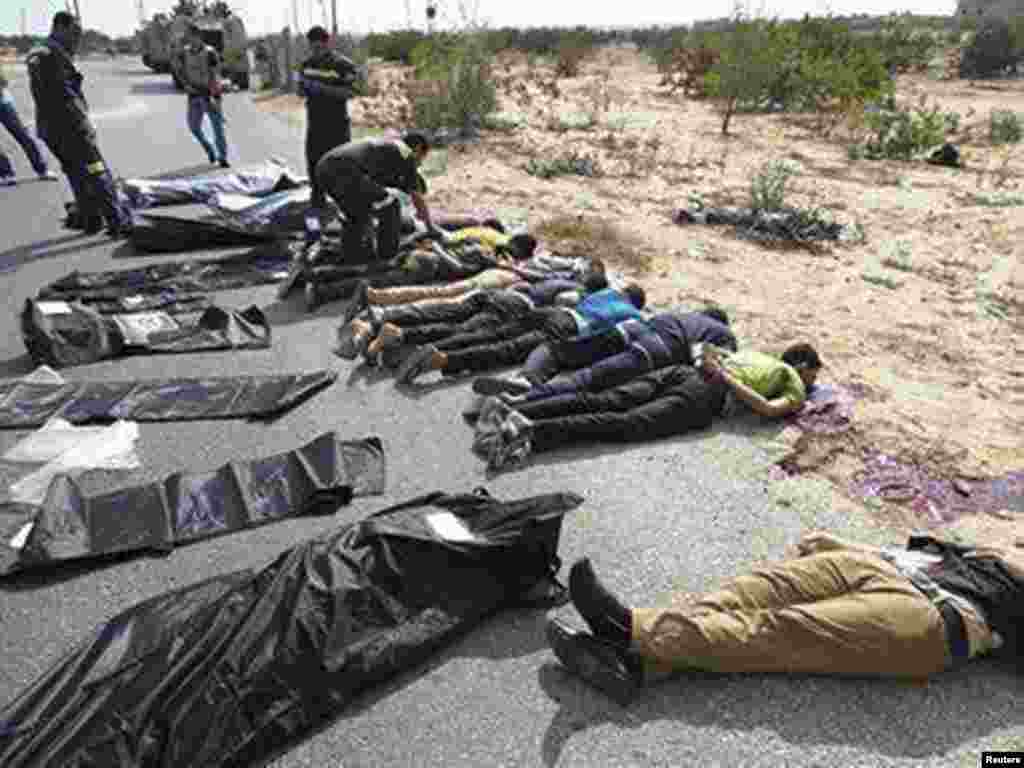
[314,132,435,262]
[26,12,132,237]
[298,26,359,210]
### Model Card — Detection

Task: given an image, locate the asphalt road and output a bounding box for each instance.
[0,58,1020,768]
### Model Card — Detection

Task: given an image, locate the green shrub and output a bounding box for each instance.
[990,109,1023,144]
[524,151,602,179]
[860,100,952,160]
[703,17,786,134]
[870,13,940,73]
[407,33,497,134]
[365,29,425,64]
[750,158,800,211]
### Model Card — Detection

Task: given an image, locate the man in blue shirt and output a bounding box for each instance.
[473,306,737,399]
[396,284,647,385]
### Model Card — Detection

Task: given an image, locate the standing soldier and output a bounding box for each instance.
[177,22,230,168]
[298,26,358,211]
[25,12,132,236]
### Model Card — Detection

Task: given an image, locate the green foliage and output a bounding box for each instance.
[702,17,785,134]
[750,159,800,211]
[990,109,1023,145]
[970,190,1024,207]
[407,33,497,133]
[365,29,426,64]
[524,151,603,179]
[869,13,940,72]
[860,98,953,160]
[701,14,893,134]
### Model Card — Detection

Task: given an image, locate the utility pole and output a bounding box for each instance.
[331,0,337,36]
[21,8,27,36]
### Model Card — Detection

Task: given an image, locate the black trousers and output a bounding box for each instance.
[315,153,388,260]
[518,365,726,452]
[442,308,578,375]
[43,126,128,227]
[521,325,629,384]
[306,121,350,209]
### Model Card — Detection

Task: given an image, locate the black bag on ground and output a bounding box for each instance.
[129,211,276,253]
[0,432,386,576]
[21,299,272,368]
[0,489,582,767]
[0,369,337,428]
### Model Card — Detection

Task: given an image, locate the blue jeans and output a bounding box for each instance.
[0,95,48,177]
[187,96,228,162]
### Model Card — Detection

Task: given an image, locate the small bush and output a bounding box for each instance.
[860,99,953,160]
[406,33,497,134]
[990,110,1023,144]
[970,190,1024,207]
[750,158,800,211]
[365,29,426,64]
[524,151,603,179]
[870,13,940,73]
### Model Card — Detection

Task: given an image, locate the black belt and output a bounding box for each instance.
[938,600,970,664]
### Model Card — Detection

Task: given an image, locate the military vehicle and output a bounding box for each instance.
[169,5,251,91]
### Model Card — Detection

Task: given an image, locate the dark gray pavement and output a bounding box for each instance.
[0,58,1019,768]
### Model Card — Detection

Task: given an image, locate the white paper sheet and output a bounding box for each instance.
[425,512,478,543]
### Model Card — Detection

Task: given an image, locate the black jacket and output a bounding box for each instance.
[25,37,92,139]
[299,49,358,127]
[909,535,1024,663]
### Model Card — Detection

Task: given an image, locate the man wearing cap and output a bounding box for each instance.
[176,22,230,167]
[298,26,359,210]
[313,131,435,262]
[25,12,132,236]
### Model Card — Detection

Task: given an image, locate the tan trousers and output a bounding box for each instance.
[369,269,521,305]
[632,550,950,681]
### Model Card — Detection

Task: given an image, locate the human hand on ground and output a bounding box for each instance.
[796,531,847,556]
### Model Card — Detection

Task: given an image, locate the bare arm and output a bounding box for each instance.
[703,351,802,419]
[410,190,432,229]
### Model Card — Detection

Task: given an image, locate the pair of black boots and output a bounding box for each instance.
[548,558,645,705]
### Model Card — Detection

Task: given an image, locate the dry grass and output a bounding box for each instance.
[534,214,655,274]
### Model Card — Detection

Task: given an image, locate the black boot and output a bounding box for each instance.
[546,619,642,706]
[569,558,632,649]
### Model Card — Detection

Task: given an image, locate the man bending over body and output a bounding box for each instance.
[545,532,1021,705]
[471,343,823,470]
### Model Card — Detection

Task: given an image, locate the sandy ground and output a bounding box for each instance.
[257,46,1023,546]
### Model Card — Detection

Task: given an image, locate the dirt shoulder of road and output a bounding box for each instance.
[255,48,1023,549]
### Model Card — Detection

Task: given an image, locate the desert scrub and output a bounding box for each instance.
[990,110,1023,145]
[750,158,801,211]
[859,98,955,160]
[524,151,602,179]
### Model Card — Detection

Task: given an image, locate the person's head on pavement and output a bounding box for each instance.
[505,233,538,261]
[402,130,431,166]
[307,25,331,56]
[622,282,646,310]
[781,342,823,389]
[51,11,83,53]
[699,306,730,326]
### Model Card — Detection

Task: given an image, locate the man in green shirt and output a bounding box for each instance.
[704,342,821,418]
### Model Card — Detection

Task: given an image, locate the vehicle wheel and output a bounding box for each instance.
[143,54,153,69]
[235,72,250,90]
[172,72,185,91]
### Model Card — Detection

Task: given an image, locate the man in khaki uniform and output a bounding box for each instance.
[547,532,1021,705]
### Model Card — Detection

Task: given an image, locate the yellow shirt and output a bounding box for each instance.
[446,226,511,253]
